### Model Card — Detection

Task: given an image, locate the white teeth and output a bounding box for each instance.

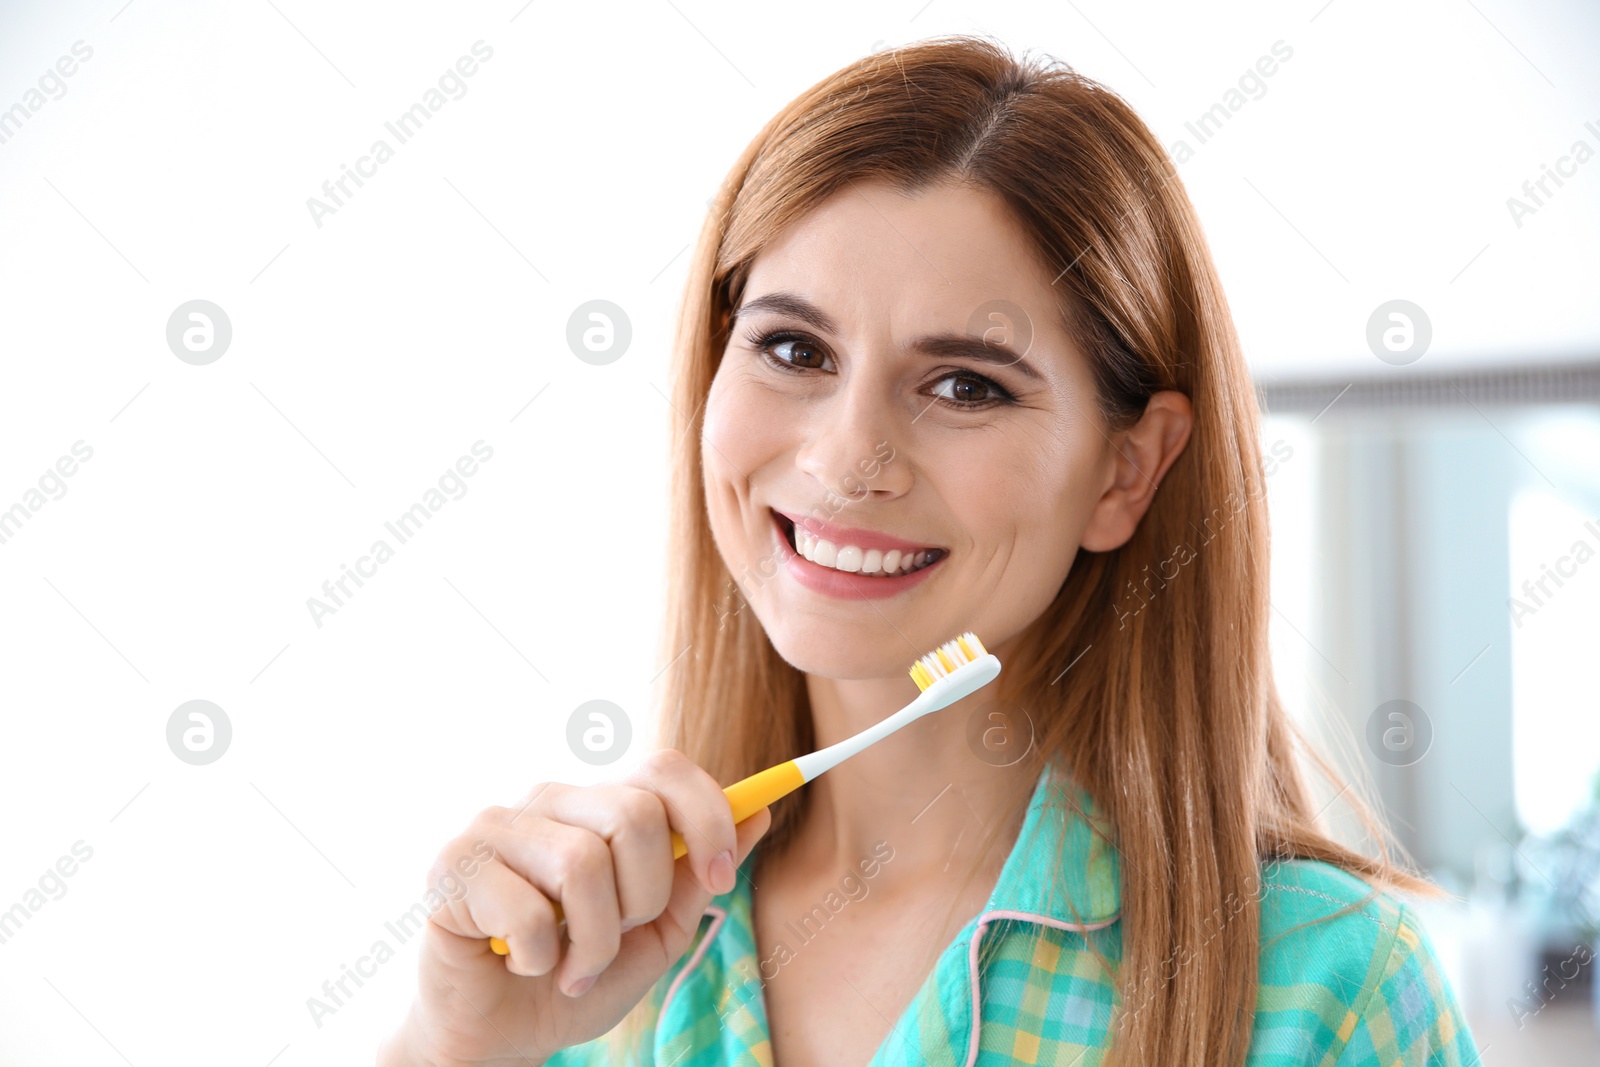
[787,521,937,578]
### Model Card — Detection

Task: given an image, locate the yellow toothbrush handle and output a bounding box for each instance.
[488,760,805,956]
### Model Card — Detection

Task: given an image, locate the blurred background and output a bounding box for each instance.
[1261,394,1600,1062]
[0,0,1595,1063]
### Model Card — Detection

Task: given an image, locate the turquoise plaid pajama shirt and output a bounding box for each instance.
[543,759,1482,1065]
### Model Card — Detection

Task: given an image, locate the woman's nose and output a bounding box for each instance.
[793,389,909,502]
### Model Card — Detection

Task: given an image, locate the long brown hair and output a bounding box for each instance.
[647,34,1439,1065]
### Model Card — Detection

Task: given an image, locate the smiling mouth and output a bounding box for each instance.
[772,510,947,578]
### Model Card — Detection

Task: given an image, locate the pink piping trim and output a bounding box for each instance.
[963,908,1120,1067]
[660,904,728,1019]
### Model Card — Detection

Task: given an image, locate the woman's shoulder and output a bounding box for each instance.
[1250,857,1480,1065]
[1256,855,1408,942]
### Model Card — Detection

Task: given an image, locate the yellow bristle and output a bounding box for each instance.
[909,633,989,692]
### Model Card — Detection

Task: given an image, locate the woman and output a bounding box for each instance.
[381,35,1480,1066]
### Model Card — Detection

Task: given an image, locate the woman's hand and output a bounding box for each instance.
[378,750,772,1067]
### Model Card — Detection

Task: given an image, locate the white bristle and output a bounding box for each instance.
[908,631,987,691]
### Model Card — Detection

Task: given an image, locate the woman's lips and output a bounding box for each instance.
[769,509,945,600]
[772,508,944,557]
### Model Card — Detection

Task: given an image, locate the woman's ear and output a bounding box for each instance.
[1079,390,1193,553]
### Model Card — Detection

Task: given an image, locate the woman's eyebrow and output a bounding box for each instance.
[732,290,839,333]
[732,289,1044,382]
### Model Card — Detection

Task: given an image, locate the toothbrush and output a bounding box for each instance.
[487,631,1001,956]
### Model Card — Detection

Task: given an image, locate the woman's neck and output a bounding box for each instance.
[776,668,1038,901]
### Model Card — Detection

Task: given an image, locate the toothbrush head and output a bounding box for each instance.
[907,631,1001,703]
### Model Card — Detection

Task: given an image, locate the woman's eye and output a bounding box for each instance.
[934,377,992,406]
[748,329,833,373]
[771,337,829,370]
[930,373,1009,408]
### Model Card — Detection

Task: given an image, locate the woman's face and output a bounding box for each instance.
[701,178,1124,679]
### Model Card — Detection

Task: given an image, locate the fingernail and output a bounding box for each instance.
[566,974,596,997]
[709,849,736,894]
